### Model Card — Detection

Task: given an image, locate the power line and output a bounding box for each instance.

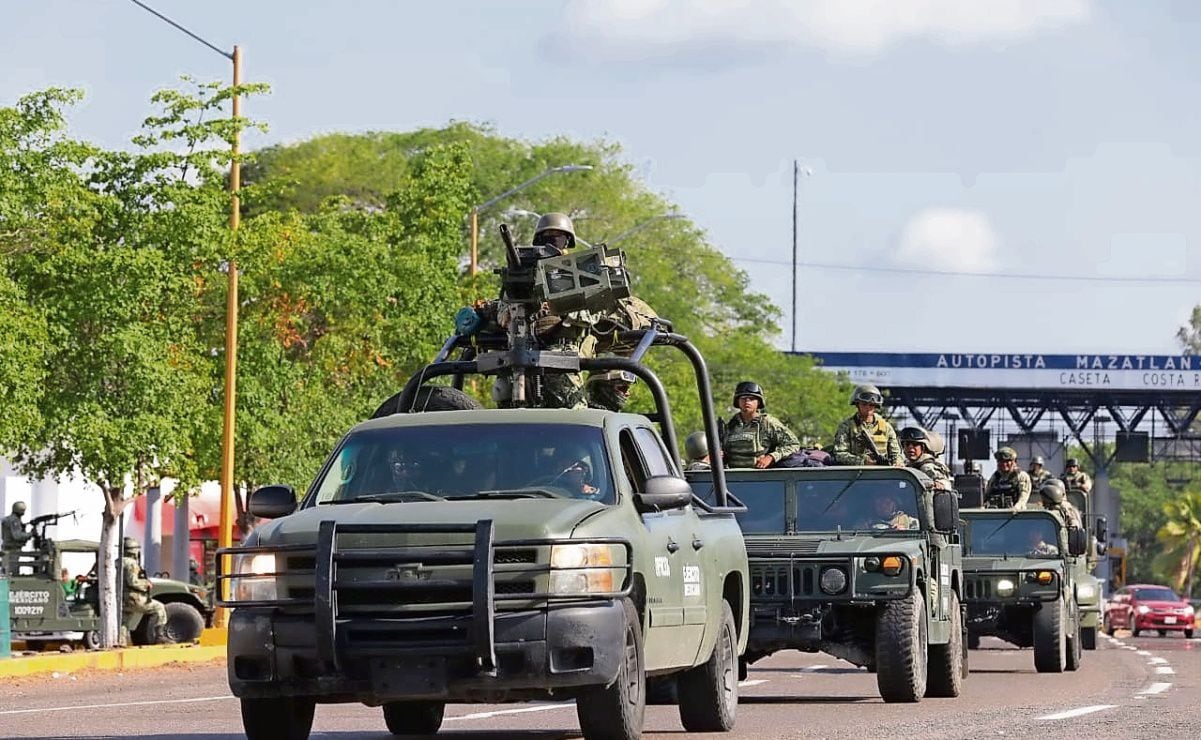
[730,257,1201,284]
[127,0,231,60]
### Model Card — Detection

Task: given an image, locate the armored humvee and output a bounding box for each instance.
[960,508,1089,672]
[690,466,966,702]
[219,233,750,740]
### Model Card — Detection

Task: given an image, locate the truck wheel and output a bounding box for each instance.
[1066,620,1082,671]
[677,601,738,732]
[383,701,445,735]
[1101,615,1112,636]
[875,588,928,703]
[1081,626,1097,650]
[82,630,101,650]
[161,602,205,643]
[371,386,481,418]
[1132,626,1141,637]
[576,599,645,740]
[241,697,315,740]
[926,591,964,697]
[1033,597,1066,673]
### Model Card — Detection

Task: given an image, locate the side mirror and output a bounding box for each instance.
[249,485,298,519]
[1067,527,1088,556]
[635,476,694,513]
[1094,516,1108,543]
[932,490,959,532]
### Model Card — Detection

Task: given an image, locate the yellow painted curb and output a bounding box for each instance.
[199,627,228,647]
[0,644,226,678]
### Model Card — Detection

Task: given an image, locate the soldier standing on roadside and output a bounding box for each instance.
[832,385,904,466]
[122,537,168,646]
[985,447,1032,509]
[899,427,952,489]
[1028,456,1053,488]
[720,382,800,468]
[1061,458,1093,493]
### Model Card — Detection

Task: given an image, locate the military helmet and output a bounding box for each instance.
[11,501,26,516]
[850,384,884,407]
[994,446,1018,462]
[733,380,766,410]
[533,212,576,249]
[587,369,636,386]
[1065,457,1079,467]
[1031,455,1045,466]
[123,536,141,554]
[586,369,637,410]
[926,430,946,456]
[1040,479,1066,504]
[684,431,709,461]
[899,426,933,450]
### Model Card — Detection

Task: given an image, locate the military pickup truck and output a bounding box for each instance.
[219,235,749,740]
[690,466,966,703]
[961,508,1090,672]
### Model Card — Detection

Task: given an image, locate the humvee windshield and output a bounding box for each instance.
[312,424,615,504]
[689,476,921,533]
[963,515,1060,559]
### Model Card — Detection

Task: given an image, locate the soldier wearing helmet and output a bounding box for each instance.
[832,385,903,467]
[684,431,711,472]
[720,381,800,469]
[1031,479,1083,528]
[121,537,169,645]
[1061,457,1093,493]
[1,501,32,558]
[585,369,637,412]
[532,212,576,256]
[899,427,952,489]
[985,447,1032,509]
[1027,455,1053,488]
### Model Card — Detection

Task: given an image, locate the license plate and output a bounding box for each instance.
[1164,616,1177,624]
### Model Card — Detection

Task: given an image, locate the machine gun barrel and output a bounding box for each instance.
[499,223,521,270]
[28,509,76,526]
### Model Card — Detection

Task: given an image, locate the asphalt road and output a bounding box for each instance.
[0,631,1195,740]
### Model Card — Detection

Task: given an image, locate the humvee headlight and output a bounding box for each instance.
[996,579,1016,597]
[233,553,277,602]
[881,556,904,576]
[820,567,848,595]
[549,544,622,595]
[863,557,881,572]
[1076,583,1096,600]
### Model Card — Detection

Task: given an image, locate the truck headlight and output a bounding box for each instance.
[233,553,277,602]
[820,567,848,595]
[549,544,623,595]
[996,579,1016,597]
[1076,583,1095,600]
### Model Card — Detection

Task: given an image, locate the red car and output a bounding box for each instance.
[1104,584,1195,638]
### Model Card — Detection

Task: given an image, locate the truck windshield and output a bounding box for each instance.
[963,516,1060,558]
[729,481,787,534]
[795,478,921,532]
[311,424,615,504]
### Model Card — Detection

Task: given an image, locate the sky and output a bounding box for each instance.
[4,0,1201,356]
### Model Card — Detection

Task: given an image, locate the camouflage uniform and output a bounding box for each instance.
[122,545,167,644]
[1029,497,1083,528]
[684,460,711,472]
[860,507,918,531]
[1,503,31,572]
[832,414,903,466]
[1028,539,1060,557]
[908,453,952,488]
[720,413,800,469]
[985,469,1032,509]
[1062,470,1092,493]
[1029,467,1054,488]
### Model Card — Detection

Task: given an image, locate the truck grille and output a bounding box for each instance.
[751,561,837,598]
[966,577,992,600]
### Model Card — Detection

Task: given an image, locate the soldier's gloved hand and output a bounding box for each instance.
[754,454,774,469]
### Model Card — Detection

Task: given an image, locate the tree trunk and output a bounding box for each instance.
[99,484,131,649]
[235,481,254,541]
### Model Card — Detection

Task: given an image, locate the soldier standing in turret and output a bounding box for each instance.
[899,427,952,489]
[1031,479,1083,528]
[1061,457,1093,493]
[832,385,904,466]
[1,501,32,571]
[720,382,800,468]
[985,447,1032,509]
[1028,456,1053,488]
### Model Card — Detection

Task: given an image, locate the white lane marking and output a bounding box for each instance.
[1037,705,1117,721]
[446,704,571,722]
[0,695,234,716]
[738,679,768,687]
[1124,646,1138,651]
[1148,656,1168,664]
[1140,682,1172,695]
[1156,666,1175,675]
[1136,650,1152,656]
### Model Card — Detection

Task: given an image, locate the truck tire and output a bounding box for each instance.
[875,588,928,703]
[371,386,481,418]
[926,591,964,697]
[677,601,738,732]
[1081,625,1097,650]
[1066,620,1082,671]
[241,697,315,740]
[1033,597,1066,673]
[576,599,645,740]
[160,602,205,643]
[383,701,445,735]
[82,630,101,650]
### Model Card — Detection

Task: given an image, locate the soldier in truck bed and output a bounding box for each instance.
[899,426,952,489]
[832,385,904,466]
[985,447,1032,509]
[719,381,800,468]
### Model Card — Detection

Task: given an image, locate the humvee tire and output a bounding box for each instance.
[383,701,445,735]
[241,696,315,740]
[1033,597,1066,673]
[371,386,481,418]
[1081,625,1097,650]
[82,630,101,650]
[876,588,928,702]
[576,599,645,740]
[677,601,738,732]
[926,591,964,698]
[1066,621,1082,672]
[162,602,205,643]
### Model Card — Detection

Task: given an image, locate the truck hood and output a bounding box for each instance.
[253,498,606,546]
[744,533,924,557]
[963,555,1063,572]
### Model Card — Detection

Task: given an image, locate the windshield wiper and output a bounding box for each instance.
[978,512,1021,548]
[461,488,563,499]
[820,470,865,517]
[329,491,447,504]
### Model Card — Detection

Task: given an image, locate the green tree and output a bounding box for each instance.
[1157,490,1201,598]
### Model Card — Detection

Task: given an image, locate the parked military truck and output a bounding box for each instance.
[688,466,966,703]
[960,508,1089,672]
[219,232,749,740]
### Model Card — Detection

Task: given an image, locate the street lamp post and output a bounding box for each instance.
[604,213,686,247]
[128,0,243,629]
[469,165,592,277]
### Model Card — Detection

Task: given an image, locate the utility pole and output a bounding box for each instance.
[791,159,798,354]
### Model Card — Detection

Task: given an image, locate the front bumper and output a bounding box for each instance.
[1133,613,1194,632]
[229,601,626,701]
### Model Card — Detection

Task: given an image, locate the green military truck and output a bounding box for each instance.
[219,235,750,740]
[960,508,1090,672]
[7,528,211,648]
[1064,487,1106,650]
[690,466,966,702]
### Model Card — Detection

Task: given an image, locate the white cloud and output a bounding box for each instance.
[548,0,1093,61]
[897,208,1000,271]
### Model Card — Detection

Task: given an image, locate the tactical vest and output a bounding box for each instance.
[860,416,891,457]
[912,455,951,482]
[724,415,769,468]
[986,472,1019,507]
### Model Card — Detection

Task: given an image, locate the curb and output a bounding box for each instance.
[1,638,227,678]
